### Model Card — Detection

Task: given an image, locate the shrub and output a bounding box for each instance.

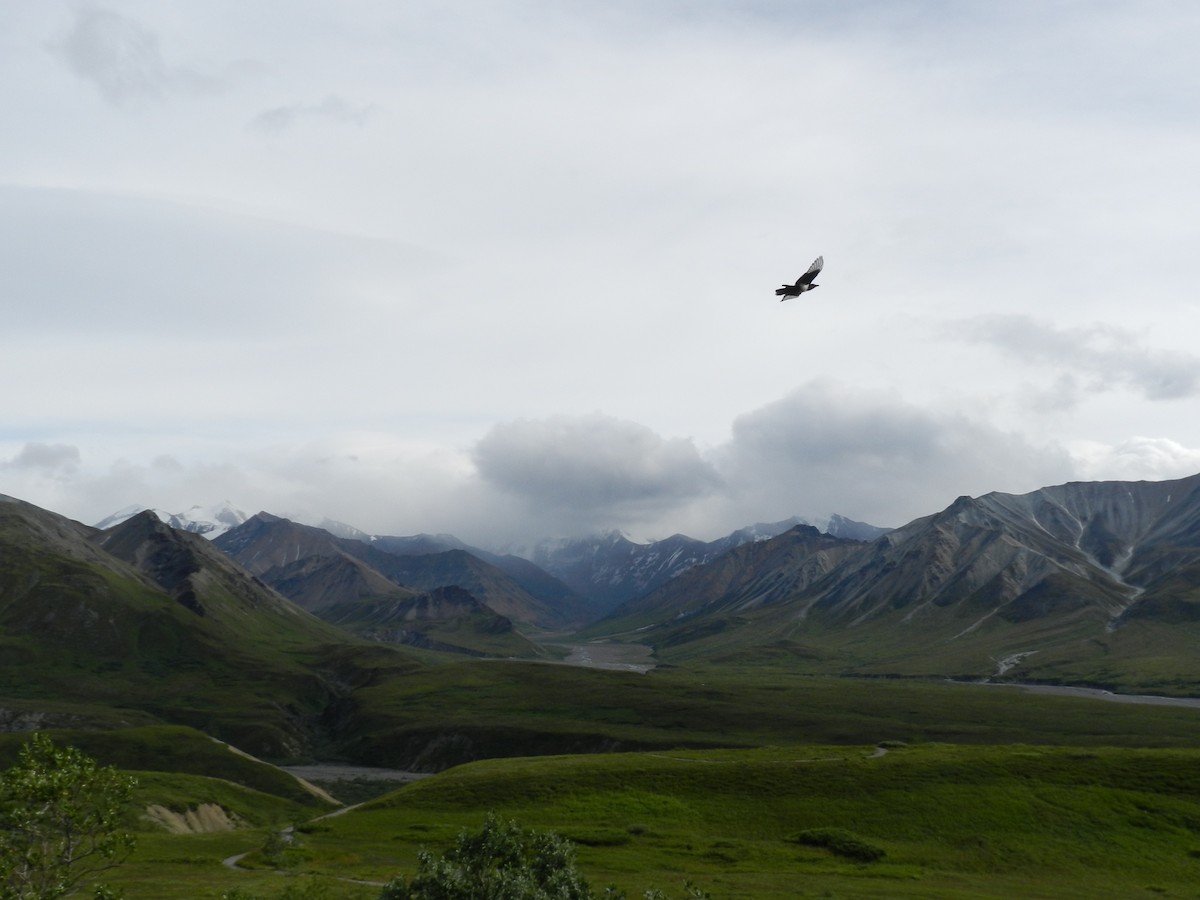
[379,813,593,900]
[788,827,886,862]
[377,815,710,900]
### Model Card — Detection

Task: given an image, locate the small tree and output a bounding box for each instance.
[0,733,136,900]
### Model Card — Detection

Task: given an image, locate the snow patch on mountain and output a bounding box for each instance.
[95,502,249,539]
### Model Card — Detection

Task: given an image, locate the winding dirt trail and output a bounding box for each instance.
[222,802,388,886]
[222,766,426,876]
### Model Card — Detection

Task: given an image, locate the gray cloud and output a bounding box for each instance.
[712,381,1075,528]
[250,95,377,133]
[2,442,81,473]
[948,315,1200,405]
[4,382,1189,547]
[52,6,168,103]
[474,414,721,521]
[469,386,1076,538]
[49,6,241,104]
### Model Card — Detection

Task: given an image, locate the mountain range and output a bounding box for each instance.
[202,511,866,651]
[595,473,1200,691]
[521,515,888,615]
[98,505,876,617]
[212,512,574,654]
[6,471,1200,705]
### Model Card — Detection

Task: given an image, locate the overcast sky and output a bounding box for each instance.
[4,1,1200,546]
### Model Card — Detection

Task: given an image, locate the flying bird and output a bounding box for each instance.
[775,256,823,300]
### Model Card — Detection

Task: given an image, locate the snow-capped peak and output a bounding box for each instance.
[95,501,249,540]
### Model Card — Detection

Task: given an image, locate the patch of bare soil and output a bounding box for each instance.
[143,802,240,834]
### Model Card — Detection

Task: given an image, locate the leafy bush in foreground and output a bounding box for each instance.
[0,733,137,900]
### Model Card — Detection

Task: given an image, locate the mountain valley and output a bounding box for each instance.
[5,474,1200,897]
[10,472,1200,701]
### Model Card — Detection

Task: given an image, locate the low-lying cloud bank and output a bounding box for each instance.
[6,379,1199,547]
[473,413,723,524]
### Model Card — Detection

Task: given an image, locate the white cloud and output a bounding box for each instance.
[3,1,1200,546]
[4,381,1195,547]
[249,95,377,133]
[948,315,1200,404]
[1070,436,1200,484]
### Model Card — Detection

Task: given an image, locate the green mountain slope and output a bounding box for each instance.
[217,513,580,631]
[322,584,549,658]
[595,476,1200,692]
[0,495,423,758]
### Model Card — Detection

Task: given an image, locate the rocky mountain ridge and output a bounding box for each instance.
[802,475,1200,629]
[593,524,869,637]
[94,504,889,615]
[213,513,583,653]
[523,515,889,616]
[599,474,1200,687]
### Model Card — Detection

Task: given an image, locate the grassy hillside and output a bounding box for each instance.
[0,725,334,808]
[333,662,1200,770]
[11,658,1200,896]
[609,590,1200,695]
[101,742,1200,898]
[101,772,343,900]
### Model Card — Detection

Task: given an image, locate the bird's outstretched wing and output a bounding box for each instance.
[796,255,823,286]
